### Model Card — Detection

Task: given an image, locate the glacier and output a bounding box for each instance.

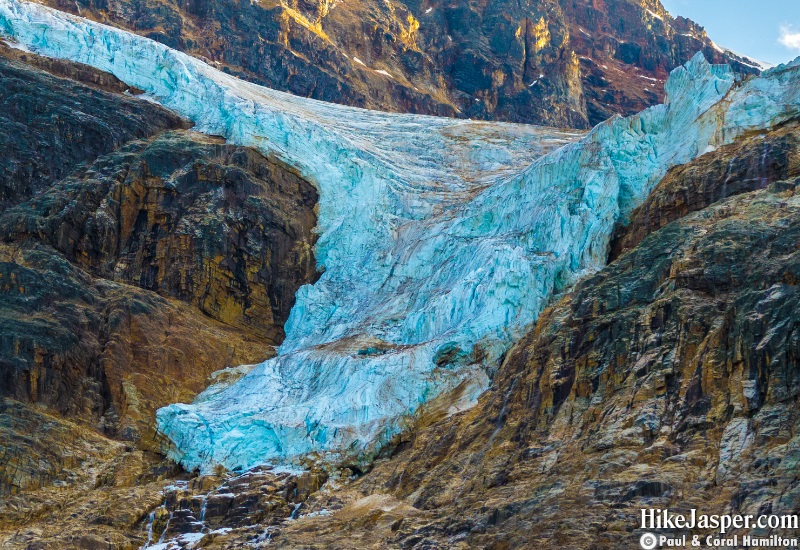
[2,0,799,472]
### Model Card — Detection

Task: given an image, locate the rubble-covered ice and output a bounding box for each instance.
[2,0,799,472]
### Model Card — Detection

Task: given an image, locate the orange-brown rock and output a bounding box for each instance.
[0,242,273,449]
[36,0,759,128]
[263,132,800,549]
[2,130,319,340]
[611,118,800,260]
[0,402,327,549]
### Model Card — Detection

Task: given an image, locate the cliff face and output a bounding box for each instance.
[268,121,800,549]
[0,48,318,501]
[7,2,797,475]
[2,130,319,342]
[35,0,759,127]
[2,2,799,548]
[7,117,799,550]
[610,118,800,259]
[0,43,185,210]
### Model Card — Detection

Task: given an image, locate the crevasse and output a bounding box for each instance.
[2,0,799,472]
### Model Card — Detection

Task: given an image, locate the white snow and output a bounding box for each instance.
[645,9,663,21]
[3,0,799,472]
[722,47,775,71]
[352,56,365,65]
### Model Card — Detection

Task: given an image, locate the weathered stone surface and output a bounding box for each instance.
[267,137,800,548]
[35,0,759,128]
[1,130,319,340]
[0,398,177,548]
[0,51,323,543]
[0,419,327,550]
[0,242,272,448]
[0,399,124,497]
[0,15,796,550]
[0,46,185,210]
[611,118,800,260]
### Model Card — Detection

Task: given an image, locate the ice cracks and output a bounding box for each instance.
[2,0,799,471]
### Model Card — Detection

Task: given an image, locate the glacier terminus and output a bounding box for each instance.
[2,0,799,473]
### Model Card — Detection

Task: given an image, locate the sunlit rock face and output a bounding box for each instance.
[31,0,763,127]
[3,0,798,472]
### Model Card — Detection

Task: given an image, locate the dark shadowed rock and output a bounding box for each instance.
[0,242,276,448]
[1,130,319,341]
[611,118,800,260]
[0,46,185,210]
[264,127,800,550]
[36,0,759,128]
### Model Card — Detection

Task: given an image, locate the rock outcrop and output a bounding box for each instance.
[14,99,793,550]
[268,122,800,549]
[35,0,760,127]
[611,118,800,260]
[0,397,328,548]
[0,45,185,210]
[2,130,319,341]
[0,46,320,542]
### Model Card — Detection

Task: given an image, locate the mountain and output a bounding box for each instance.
[35,0,759,127]
[270,123,800,549]
[1,0,799,548]
[7,0,797,475]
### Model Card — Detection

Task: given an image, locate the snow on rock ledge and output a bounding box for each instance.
[2,0,799,472]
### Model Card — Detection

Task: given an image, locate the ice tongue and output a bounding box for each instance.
[3,0,800,471]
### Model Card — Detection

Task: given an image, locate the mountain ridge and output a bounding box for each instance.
[1,1,799,548]
[33,0,759,127]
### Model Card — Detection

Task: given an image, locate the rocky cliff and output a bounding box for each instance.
[1,2,799,549]
[0,46,318,510]
[35,0,760,127]
[5,82,795,550]
[5,1,797,477]
[266,118,800,550]
[0,42,185,210]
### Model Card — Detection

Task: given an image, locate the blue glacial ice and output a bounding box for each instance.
[2,0,799,472]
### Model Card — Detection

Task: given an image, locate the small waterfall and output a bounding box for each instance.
[720,157,735,201]
[760,143,772,188]
[199,494,208,523]
[289,502,302,520]
[158,508,174,544]
[143,510,156,549]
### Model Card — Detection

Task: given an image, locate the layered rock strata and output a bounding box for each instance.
[2,1,795,471]
[35,0,760,127]
[0,44,319,522]
[271,131,800,550]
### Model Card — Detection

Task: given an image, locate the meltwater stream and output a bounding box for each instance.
[2,0,799,471]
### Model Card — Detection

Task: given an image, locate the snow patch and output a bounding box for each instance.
[645,9,663,21]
